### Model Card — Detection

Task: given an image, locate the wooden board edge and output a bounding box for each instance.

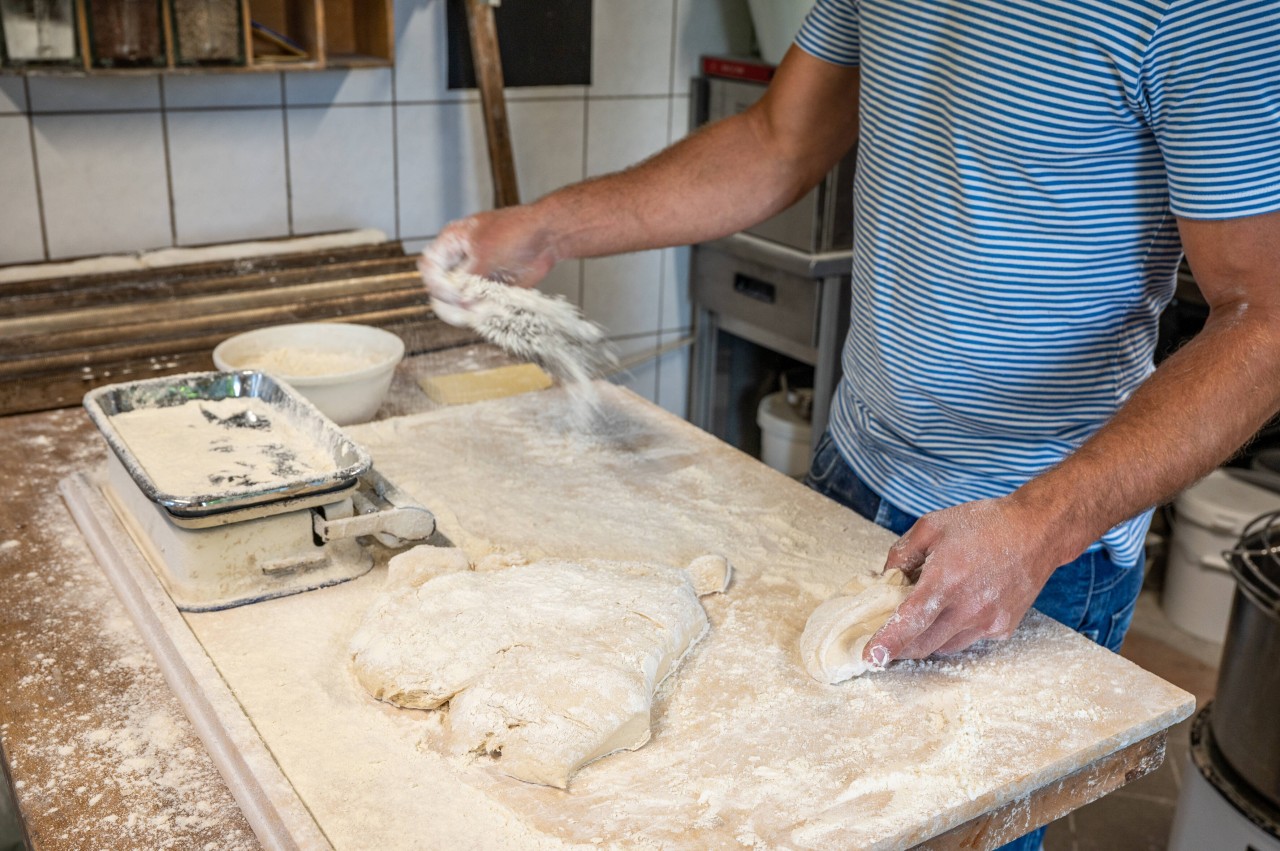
[915,732,1167,850]
[57,472,333,851]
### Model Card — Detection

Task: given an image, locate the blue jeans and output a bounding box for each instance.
[804,432,1146,851]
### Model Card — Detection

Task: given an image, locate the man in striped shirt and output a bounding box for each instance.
[423,1,1279,846]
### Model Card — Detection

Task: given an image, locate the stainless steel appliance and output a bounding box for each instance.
[1217,512,1280,805]
[699,75,856,254]
[690,234,849,454]
[689,70,856,456]
[1169,512,1280,851]
[1169,708,1280,851]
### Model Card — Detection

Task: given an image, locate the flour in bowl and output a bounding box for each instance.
[229,347,386,378]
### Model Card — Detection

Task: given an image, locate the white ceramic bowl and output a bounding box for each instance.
[213,323,405,425]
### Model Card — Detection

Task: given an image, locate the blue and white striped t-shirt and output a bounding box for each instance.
[796,0,1280,568]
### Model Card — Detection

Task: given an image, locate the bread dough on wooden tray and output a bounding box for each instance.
[349,546,731,788]
[799,569,912,684]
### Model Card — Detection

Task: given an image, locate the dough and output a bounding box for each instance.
[799,570,912,684]
[349,547,732,788]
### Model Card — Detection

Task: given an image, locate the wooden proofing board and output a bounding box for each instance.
[65,385,1194,850]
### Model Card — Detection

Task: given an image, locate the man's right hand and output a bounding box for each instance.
[418,205,561,305]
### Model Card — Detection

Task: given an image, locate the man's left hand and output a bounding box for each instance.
[863,496,1062,667]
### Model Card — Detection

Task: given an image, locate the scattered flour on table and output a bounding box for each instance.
[108,396,340,497]
[331,387,1180,849]
[1,411,256,849]
[7,400,1182,851]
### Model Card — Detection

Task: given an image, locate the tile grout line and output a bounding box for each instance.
[157,77,179,247]
[578,93,590,308]
[667,0,680,98]
[653,89,679,403]
[23,76,51,261]
[391,65,401,241]
[280,73,294,236]
[19,93,643,117]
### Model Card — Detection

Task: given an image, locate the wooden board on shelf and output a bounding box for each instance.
[0,239,478,417]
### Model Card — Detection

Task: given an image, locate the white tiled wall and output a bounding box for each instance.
[167,109,290,245]
[33,112,173,258]
[0,0,756,418]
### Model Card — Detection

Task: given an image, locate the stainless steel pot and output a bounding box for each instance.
[1217,511,1280,809]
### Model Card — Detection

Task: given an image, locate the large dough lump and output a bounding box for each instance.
[350,547,730,788]
[799,570,912,684]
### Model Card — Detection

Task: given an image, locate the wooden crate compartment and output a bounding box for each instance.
[171,0,248,66]
[320,0,390,66]
[0,0,390,73]
[248,0,315,66]
[82,0,168,68]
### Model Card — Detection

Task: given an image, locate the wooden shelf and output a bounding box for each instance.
[0,0,392,75]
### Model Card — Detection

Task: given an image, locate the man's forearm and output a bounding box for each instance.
[869,299,1280,664]
[532,111,817,262]
[1015,303,1280,564]
[527,49,861,264]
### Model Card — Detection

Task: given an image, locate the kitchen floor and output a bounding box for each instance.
[1044,588,1222,851]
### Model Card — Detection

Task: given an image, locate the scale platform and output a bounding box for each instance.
[82,370,437,611]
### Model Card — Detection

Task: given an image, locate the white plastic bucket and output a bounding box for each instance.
[1169,752,1280,851]
[746,0,814,65]
[1162,469,1280,643]
[757,391,812,478]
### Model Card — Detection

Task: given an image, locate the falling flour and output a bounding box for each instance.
[424,270,617,421]
[108,397,340,497]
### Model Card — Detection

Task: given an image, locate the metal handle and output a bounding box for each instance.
[313,469,436,547]
[733,274,777,304]
[1225,509,1280,620]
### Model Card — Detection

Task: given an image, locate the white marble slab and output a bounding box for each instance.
[157,385,1191,849]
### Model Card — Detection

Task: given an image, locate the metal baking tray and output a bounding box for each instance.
[84,371,372,517]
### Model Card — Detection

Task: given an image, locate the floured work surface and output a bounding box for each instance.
[176,385,1192,850]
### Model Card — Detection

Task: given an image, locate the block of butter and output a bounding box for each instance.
[419,363,554,406]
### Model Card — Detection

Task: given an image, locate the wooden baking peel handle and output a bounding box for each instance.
[464,0,521,209]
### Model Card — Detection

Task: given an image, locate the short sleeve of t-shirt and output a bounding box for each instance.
[1142,0,1280,219]
[794,0,860,67]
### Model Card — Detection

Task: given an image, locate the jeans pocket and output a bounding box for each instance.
[803,432,839,488]
[1103,593,1140,652]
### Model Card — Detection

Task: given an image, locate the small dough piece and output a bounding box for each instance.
[350,548,725,788]
[472,551,528,572]
[799,570,912,684]
[686,554,733,595]
[386,546,470,588]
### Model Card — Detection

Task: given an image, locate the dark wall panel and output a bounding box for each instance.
[447,0,591,89]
